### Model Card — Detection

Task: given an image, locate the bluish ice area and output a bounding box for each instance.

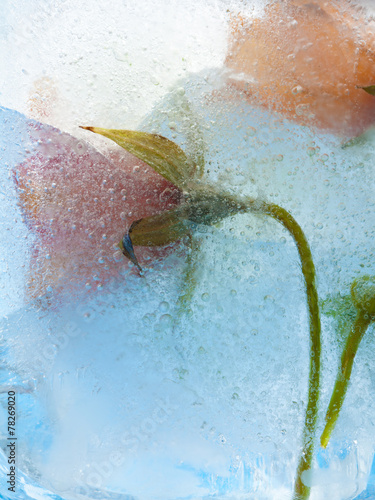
[0,106,35,317]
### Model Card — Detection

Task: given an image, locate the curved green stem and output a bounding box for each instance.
[126,193,321,500]
[320,310,371,448]
[250,201,321,500]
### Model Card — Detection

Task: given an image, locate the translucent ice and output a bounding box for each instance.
[1,1,375,500]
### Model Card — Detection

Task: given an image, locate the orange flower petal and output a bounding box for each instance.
[226,0,375,136]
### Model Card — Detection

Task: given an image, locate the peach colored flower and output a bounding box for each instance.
[225,0,375,137]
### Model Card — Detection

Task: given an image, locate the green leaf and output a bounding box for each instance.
[142,88,206,178]
[351,275,375,317]
[341,133,368,149]
[128,205,192,247]
[358,85,375,96]
[184,187,248,226]
[80,127,197,189]
[177,234,201,315]
[118,205,192,270]
[341,127,375,150]
[128,188,246,247]
[321,293,357,346]
[119,187,248,268]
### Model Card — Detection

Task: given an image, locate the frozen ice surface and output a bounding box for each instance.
[1,88,375,499]
[0,107,33,317]
[1,0,375,499]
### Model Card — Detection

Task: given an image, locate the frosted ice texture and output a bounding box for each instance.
[0,1,375,499]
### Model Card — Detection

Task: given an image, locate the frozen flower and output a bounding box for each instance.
[81,126,252,271]
[225,0,375,137]
[14,120,181,303]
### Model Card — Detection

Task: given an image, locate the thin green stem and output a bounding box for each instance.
[177,233,201,317]
[320,310,371,448]
[250,201,321,500]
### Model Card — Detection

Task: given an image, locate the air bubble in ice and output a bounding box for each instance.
[159,314,173,329]
[113,250,123,262]
[292,85,303,95]
[142,313,155,326]
[219,434,226,444]
[159,301,170,312]
[247,126,256,137]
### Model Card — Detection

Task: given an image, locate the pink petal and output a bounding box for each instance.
[14,121,181,304]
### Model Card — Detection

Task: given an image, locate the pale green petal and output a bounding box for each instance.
[177,233,201,316]
[142,87,205,178]
[80,127,196,189]
[184,187,248,226]
[119,187,248,268]
[358,85,375,96]
[128,205,191,247]
[351,275,375,317]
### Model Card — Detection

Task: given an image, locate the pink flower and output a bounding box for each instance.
[14,120,181,304]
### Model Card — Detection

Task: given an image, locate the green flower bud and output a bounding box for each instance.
[351,275,375,318]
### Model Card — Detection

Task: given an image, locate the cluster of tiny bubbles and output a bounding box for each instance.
[172,366,189,381]
[141,299,175,335]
